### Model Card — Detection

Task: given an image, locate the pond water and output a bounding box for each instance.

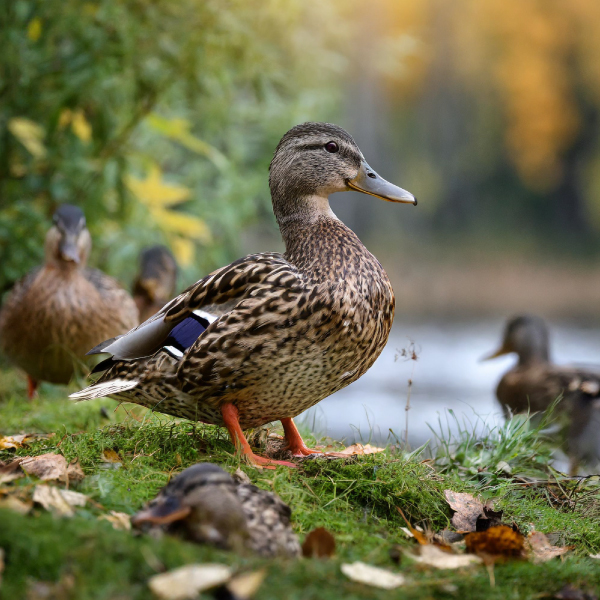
[300,319,600,454]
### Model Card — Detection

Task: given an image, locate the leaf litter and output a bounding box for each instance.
[0,433,54,450]
[20,453,84,483]
[148,564,233,600]
[32,485,88,517]
[301,527,336,558]
[341,562,405,589]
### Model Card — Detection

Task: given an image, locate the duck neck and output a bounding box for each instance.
[517,347,550,367]
[273,192,340,253]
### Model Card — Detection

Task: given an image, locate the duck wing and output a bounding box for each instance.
[84,252,302,363]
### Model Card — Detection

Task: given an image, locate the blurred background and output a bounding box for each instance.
[2,0,600,447]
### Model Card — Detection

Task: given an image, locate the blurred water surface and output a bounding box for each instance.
[301,320,600,450]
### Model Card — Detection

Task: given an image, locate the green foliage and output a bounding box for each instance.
[0,0,348,292]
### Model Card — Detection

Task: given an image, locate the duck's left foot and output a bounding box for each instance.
[281,417,323,457]
[221,403,297,469]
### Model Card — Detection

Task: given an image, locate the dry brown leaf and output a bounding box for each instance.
[148,564,232,600]
[444,490,484,532]
[527,531,572,563]
[0,493,33,515]
[0,460,24,484]
[395,507,429,545]
[465,525,525,563]
[99,511,131,531]
[302,527,336,558]
[0,433,54,450]
[333,444,385,456]
[341,562,405,589]
[407,544,483,569]
[101,448,123,464]
[32,485,88,517]
[20,453,84,483]
[227,570,267,600]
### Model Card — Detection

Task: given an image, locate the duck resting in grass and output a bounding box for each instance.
[70,123,417,467]
[484,315,600,473]
[132,462,300,557]
[0,204,139,398]
[132,245,178,322]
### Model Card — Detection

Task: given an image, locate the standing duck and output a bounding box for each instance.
[70,122,417,467]
[484,315,600,473]
[0,204,139,397]
[132,245,178,322]
[132,462,300,557]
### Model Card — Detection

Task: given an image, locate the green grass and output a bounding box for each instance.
[1,367,600,599]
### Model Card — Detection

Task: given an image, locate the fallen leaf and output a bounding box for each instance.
[99,511,131,531]
[33,485,88,517]
[395,507,429,545]
[400,527,414,538]
[101,448,122,463]
[527,531,572,563]
[148,564,232,600]
[341,562,405,589]
[554,584,598,600]
[407,544,483,569]
[0,433,54,450]
[444,490,483,532]
[302,527,336,558]
[336,444,385,456]
[0,493,33,515]
[227,569,267,600]
[20,453,84,483]
[465,525,525,563]
[590,554,600,559]
[0,460,24,484]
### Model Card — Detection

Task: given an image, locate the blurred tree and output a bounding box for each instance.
[0,0,349,293]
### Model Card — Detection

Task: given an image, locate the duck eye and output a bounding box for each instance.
[324,141,339,153]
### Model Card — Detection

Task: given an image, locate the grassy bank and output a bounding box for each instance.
[1,368,599,599]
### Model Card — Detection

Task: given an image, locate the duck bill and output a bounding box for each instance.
[481,346,510,362]
[59,236,80,264]
[347,161,417,205]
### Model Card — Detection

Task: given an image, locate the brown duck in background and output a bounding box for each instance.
[132,462,300,557]
[0,204,139,398]
[484,315,600,473]
[70,122,417,467]
[132,245,178,322]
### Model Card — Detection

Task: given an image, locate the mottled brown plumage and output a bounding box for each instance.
[132,462,300,557]
[133,245,178,322]
[0,205,139,396]
[71,122,416,467]
[485,315,600,473]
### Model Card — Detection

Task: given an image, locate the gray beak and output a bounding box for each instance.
[59,235,80,264]
[347,161,417,205]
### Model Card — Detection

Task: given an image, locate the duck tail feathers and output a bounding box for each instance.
[69,378,139,401]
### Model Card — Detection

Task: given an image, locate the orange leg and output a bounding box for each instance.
[281,417,322,457]
[221,403,296,469]
[27,376,38,400]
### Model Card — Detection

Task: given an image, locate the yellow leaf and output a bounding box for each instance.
[154,208,211,242]
[171,237,195,267]
[58,109,73,129]
[27,18,42,42]
[71,110,92,143]
[8,117,46,158]
[126,165,191,208]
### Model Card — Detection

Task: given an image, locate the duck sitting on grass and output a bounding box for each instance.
[132,245,178,322]
[0,204,139,398]
[484,315,600,473]
[132,462,300,558]
[70,122,417,468]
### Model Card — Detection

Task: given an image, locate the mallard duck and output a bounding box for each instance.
[484,315,600,473]
[132,245,178,322]
[0,204,139,398]
[132,462,300,557]
[70,122,416,467]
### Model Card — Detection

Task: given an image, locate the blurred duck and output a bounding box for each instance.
[132,245,178,322]
[70,122,416,468]
[0,204,139,398]
[131,462,300,558]
[484,315,600,473]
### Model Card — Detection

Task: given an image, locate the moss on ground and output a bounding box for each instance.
[1,368,599,599]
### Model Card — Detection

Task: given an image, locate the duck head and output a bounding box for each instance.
[133,245,178,319]
[269,122,416,234]
[45,204,90,269]
[483,315,551,365]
